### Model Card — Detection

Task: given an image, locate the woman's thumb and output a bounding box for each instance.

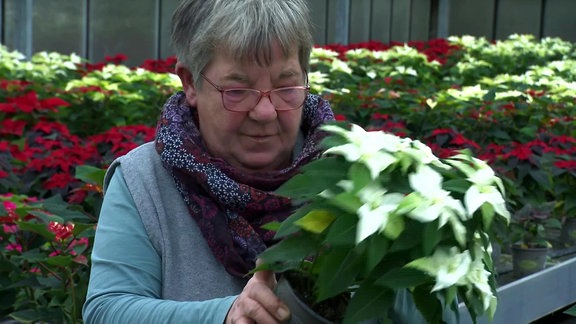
[253,258,277,287]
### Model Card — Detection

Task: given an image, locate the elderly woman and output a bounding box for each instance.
[82,0,334,323]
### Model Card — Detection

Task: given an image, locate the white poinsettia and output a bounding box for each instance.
[465,185,509,218]
[264,122,510,323]
[356,183,404,243]
[404,139,449,168]
[356,181,390,205]
[321,124,398,179]
[464,256,494,310]
[407,247,472,292]
[448,216,468,247]
[461,233,498,314]
[319,179,354,199]
[447,154,510,220]
[405,165,467,226]
[407,242,496,313]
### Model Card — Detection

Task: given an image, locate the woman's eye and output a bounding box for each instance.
[225,89,250,97]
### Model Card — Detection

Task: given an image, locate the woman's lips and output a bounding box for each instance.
[245,133,275,143]
[249,135,271,141]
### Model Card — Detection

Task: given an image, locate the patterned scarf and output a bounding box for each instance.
[155,91,334,277]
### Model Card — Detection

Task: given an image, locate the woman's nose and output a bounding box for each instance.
[249,94,277,121]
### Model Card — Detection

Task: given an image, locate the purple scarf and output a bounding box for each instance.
[155,91,334,277]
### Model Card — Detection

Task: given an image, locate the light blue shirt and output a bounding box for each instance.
[82,167,236,323]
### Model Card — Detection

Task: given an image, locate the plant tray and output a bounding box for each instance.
[458,255,576,323]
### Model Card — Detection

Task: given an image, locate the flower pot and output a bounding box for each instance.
[275,276,332,324]
[275,276,380,324]
[560,217,576,247]
[511,244,548,279]
[491,241,502,266]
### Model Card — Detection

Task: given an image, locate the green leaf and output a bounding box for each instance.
[423,219,442,255]
[261,221,281,232]
[364,234,389,275]
[320,128,350,149]
[482,89,496,101]
[547,218,562,229]
[444,285,459,309]
[343,285,394,324]
[565,198,576,214]
[519,125,538,138]
[257,234,320,271]
[45,255,74,267]
[27,210,64,224]
[70,241,88,258]
[396,193,421,214]
[349,162,371,190]
[389,223,423,252]
[37,275,63,289]
[324,212,357,246]
[442,178,470,194]
[315,247,364,301]
[0,259,18,272]
[275,156,348,199]
[564,304,576,316]
[73,222,96,237]
[328,191,363,214]
[294,210,336,233]
[36,195,91,222]
[374,267,430,289]
[8,309,44,323]
[16,221,55,241]
[0,289,16,312]
[4,276,42,289]
[481,203,495,230]
[274,203,315,238]
[75,165,106,187]
[383,213,405,240]
[20,250,50,263]
[412,285,443,323]
[92,91,105,101]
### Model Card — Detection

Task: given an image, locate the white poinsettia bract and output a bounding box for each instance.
[406,165,467,226]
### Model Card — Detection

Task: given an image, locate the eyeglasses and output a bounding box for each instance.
[200,73,309,112]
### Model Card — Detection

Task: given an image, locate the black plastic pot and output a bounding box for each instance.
[511,244,549,279]
[275,276,332,324]
[275,276,431,323]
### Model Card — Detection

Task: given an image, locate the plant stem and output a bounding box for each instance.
[37,262,63,281]
[65,267,78,324]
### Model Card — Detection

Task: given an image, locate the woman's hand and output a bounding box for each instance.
[224,268,290,324]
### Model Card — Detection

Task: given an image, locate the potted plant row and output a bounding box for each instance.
[256,122,511,323]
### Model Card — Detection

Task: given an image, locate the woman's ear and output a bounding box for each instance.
[175,62,198,107]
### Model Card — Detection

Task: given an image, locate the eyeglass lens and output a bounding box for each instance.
[223,87,307,111]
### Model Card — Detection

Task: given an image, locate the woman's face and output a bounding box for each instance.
[177,42,305,173]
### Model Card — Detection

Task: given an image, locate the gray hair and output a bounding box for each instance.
[171,0,314,88]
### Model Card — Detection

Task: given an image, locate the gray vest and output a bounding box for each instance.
[104,142,247,301]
